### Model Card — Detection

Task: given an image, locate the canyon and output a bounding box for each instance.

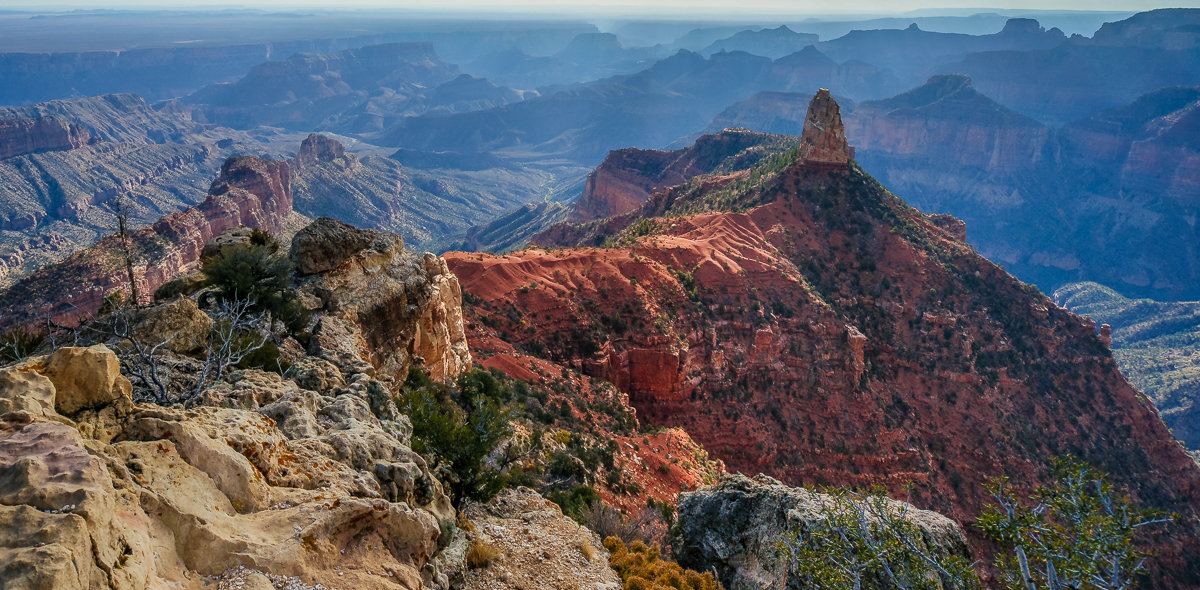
[2,8,1200,587]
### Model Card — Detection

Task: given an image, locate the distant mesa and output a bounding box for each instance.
[0,116,95,160]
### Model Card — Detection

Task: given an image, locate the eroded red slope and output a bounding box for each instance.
[447,160,1200,581]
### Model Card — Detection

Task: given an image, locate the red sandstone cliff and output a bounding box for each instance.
[0,116,95,160]
[561,129,801,225]
[0,156,293,326]
[445,92,1200,582]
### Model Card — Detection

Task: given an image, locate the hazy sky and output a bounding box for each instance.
[14,1,1200,14]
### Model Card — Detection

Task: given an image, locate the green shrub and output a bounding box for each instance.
[979,457,1174,590]
[201,242,309,336]
[782,485,980,590]
[398,367,514,507]
[549,484,600,522]
[234,338,290,375]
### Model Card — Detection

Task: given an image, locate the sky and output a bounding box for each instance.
[9,0,1200,14]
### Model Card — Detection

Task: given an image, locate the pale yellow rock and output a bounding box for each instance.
[462,487,622,590]
[134,296,214,354]
[0,505,93,590]
[108,438,440,588]
[0,367,57,419]
[37,345,133,415]
[126,408,274,513]
[415,253,472,382]
[243,572,275,590]
[0,419,155,590]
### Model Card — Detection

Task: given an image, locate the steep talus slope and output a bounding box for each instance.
[1054,282,1200,454]
[290,134,584,251]
[456,201,571,253]
[0,155,296,327]
[445,93,1200,580]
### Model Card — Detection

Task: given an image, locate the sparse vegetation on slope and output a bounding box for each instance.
[1054,282,1200,453]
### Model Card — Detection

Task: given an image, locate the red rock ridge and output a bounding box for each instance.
[0,156,292,327]
[0,116,95,160]
[445,155,1200,580]
[556,128,802,227]
[461,320,725,515]
[569,148,679,223]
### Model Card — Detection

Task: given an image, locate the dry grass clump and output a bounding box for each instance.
[466,539,501,569]
[604,537,722,590]
[578,537,597,562]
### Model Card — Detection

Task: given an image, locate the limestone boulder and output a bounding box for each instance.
[0,418,154,590]
[200,226,256,259]
[34,345,132,416]
[134,296,214,354]
[290,216,385,275]
[0,367,57,419]
[125,406,276,513]
[672,474,972,590]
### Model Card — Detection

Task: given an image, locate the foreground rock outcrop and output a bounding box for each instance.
[292,217,472,383]
[673,474,971,590]
[0,343,456,589]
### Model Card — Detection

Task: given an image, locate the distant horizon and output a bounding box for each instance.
[1,2,1195,19]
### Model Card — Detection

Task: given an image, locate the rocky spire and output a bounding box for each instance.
[800,88,850,167]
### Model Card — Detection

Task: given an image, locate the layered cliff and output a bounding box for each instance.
[0,116,94,160]
[564,128,801,224]
[0,155,295,326]
[444,92,1200,580]
[0,94,292,287]
[845,74,1047,171]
